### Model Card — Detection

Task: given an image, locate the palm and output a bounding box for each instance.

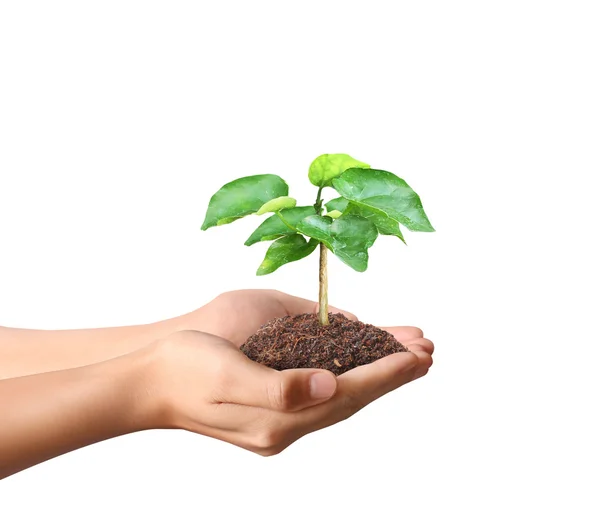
[198,290,293,346]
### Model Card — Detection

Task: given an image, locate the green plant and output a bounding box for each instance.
[201,154,434,326]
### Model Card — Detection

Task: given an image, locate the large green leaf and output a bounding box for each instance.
[245,206,315,246]
[256,235,319,276]
[332,169,434,232]
[308,154,370,187]
[297,214,378,271]
[201,175,289,230]
[256,196,297,215]
[326,197,406,243]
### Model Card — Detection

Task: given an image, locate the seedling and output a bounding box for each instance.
[201,154,434,326]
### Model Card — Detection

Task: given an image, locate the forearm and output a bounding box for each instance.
[0,314,192,379]
[0,349,155,479]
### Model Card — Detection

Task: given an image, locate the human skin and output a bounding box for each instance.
[0,290,433,479]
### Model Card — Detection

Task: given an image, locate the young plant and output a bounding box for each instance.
[201,154,434,326]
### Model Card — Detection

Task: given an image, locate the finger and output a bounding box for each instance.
[218,350,338,412]
[403,343,427,354]
[402,337,435,355]
[274,291,358,321]
[292,352,419,435]
[337,351,420,406]
[408,348,434,379]
[380,326,424,341]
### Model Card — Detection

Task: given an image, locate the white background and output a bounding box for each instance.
[1,1,599,514]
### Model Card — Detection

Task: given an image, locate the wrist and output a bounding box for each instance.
[131,330,218,432]
[125,336,185,431]
[103,343,168,433]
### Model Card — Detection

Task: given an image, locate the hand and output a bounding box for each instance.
[143,328,433,456]
[0,290,433,477]
[183,289,366,346]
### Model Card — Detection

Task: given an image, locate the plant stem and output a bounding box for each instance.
[318,242,329,326]
[275,211,297,232]
[313,185,329,325]
[314,186,324,214]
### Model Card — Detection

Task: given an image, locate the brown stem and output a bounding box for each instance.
[318,242,330,325]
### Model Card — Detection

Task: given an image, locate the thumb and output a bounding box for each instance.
[223,353,337,412]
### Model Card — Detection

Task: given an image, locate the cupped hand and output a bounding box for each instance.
[181,289,368,346]
[143,328,433,456]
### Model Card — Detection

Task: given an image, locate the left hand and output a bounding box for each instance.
[182,289,357,346]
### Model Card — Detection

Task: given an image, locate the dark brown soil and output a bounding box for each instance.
[240,313,407,375]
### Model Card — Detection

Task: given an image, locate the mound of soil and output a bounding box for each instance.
[240,313,407,375]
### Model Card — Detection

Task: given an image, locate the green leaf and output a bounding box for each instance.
[201,174,289,230]
[327,210,342,219]
[296,215,335,250]
[346,204,406,242]
[245,206,315,246]
[256,196,297,215]
[332,169,434,232]
[257,235,319,276]
[308,154,370,187]
[330,215,378,272]
[324,197,349,213]
[297,214,378,272]
[326,197,405,243]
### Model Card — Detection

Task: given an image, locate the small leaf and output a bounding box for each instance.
[297,213,378,272]
[324,197,349,213]
[326,197,405,242]
[201,174,289,230]
[296,215,335,250]
[257,235,319,275]
[308,154,370,187]
[256,196,297,215]
[245,206,316,246]
[332,169,434,232]
[327,210,342,219]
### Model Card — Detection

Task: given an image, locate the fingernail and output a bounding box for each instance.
[310,372,337,399]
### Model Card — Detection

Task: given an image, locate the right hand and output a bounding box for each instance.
[141,329,433,456]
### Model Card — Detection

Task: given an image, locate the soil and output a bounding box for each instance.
[240,313,408,375]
